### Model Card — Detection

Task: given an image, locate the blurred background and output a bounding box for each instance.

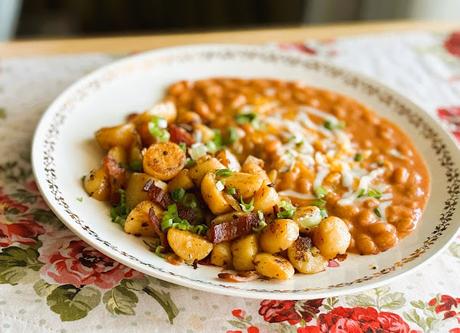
[1,0,460,41]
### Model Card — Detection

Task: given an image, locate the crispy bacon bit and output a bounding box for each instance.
[218,271,259,282]
[126,112,139,122]
[143,179,172,209]
[177,203,199,224]
[148,207,167,246]
[169,124,195,146]
[103,155,127,205]
[336,253,348,262]
[209,213,259,243]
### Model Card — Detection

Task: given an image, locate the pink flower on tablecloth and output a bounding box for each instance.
[0,217,45,247]
[437,106,460,142]
[317,306,410,333]
[259,300,301,324]
[38,230,142,289]
[232,309,246,319]
[444,31,460,58]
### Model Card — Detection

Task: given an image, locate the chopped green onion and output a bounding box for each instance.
[206,130,223,153]
[357,188,366,198]
[354,153,363,162]
[312,198,327,209]
[216,180,225,192]
[367,188,382,199]
[226,187,237,195]
[171,188,186,202]
[320,209,328,218]
[191,224,209,236]
[314,186,328,199]
[148,116,170,142]
[374,207,382,218]
[225,127,239,145]
[76,197,83,202]
[239,196,254,213]
[277,200,296,218]
[129,160,143,172]
[161,204,189,231]
[324,120,346,131]
[110,189,128,227]
[215,168,233,177]
[182,193,199,209]
[235,112,257,124]
[155,245,166,258]
[185,158,196,168]
[253,211,267,232]
[178,142,187,152]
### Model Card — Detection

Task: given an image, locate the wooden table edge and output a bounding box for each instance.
[0,20,458,58]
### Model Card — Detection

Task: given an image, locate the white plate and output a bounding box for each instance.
[32,44,460,300]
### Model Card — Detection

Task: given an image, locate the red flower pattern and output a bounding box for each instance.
[437,106,460,142]
[39,230,142,289]
[232,309,246,319]
[317,306,410,333]
[444,31,460,58]
[0,218,45,247]
[259,300,301,324]
[279,43,317,55]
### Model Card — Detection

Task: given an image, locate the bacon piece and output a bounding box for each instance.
[148,207,167,246]
[143,179,172,209]
[103,155,127,205]
[218,271,259,282]
[208,213,259,243]
[169,124,194,146]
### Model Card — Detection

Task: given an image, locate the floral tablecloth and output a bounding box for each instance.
[0,30,459,333]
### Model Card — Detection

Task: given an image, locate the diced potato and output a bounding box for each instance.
[293,206,322,233]
[216,150,241,171]
[189,156,225,185]
[143,142,186,180]
[210,212,247,225]
[201,172,231,215]
[124,201,163,237]
[133,102,177,124]
[95,123,136,150]
[223,172,264,199]
[287,238,327,274]
[253,182,279,213]
[254,253,294,280]
[313,216,351,260]
[260,219,299,254]
[176,110,201,124]
[83,167,110,201]
[210,241,232,267]
[107,146,128,165]
[125,173,156,210]
[167,228,213,262]
[241,156,270,182]
[231,234,259,271]
[128,135,143,171]
[168,169,194,191]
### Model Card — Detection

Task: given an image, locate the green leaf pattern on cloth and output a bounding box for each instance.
[47,285,101,321]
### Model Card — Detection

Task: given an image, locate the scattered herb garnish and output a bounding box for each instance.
[235,112,257,124]
[215,168,233,177]
[76,197,83,202]
[253,211,267,232]
[129,160,143,172]
[312,199,328,218]
[277,200,296,218]
[314,186,328,199]
[225,127,239,145]
[367,188,382,199]
[161,204,190,231]
[182,193,199,209]
[206,130,223,153]
[148,116,170,142]
[374,207,382,218]
[226,187,237,196]
[155,245,166,258]
[171,188,186,202]
[191,224,209,236]
[324,120,346,131]
[185,158,197,168]
[239,196,254,212]
[110,189,128,227]
[357,188,366,198]
[178,142,187,152]
[354,153,363,162]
